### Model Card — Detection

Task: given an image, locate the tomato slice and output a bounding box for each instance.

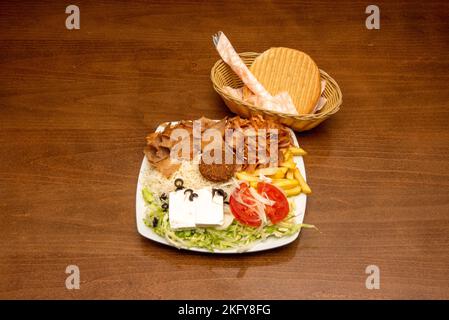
[229,183,262,227]
[230,182,290,227]
[257,182,289,224]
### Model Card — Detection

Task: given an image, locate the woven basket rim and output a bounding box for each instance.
[210,52,342,121]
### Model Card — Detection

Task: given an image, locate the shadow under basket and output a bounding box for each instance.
[211,52,342,132]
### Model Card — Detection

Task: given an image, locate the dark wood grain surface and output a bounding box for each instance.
[1,0,448,299]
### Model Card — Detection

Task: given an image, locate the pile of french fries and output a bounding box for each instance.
[235,146,312,197]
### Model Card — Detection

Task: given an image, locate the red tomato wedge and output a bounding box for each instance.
[256,182,289,224]
[229,182,290,227]
[229,183,262,227]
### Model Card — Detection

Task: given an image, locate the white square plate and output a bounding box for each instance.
[136,122,307,253]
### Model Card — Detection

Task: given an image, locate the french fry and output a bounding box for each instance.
[289,146,307,156]
[253,167,280,176]
[250,181,258,189]
[280,159,296,169]
[271,179,299,189]
[235,172,259,182]
[286,169,294,180]
[294,168,312,194]
[284,185,302,197]
[271,167,288,179]
[283,150,292,162]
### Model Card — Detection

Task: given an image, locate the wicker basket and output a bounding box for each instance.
[211,52,342,132]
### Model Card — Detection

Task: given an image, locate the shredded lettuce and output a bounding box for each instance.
[142,187,315,252]
[142,188,154,204]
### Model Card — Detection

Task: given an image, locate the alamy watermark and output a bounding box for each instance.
[65,5,379,31]
[365,5,380,29]
[167,120,279,166]
[365,265,380,289]
[65,5,80,30]
[65,264,80,290]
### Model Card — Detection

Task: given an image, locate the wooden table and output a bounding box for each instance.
[1,0,448,299]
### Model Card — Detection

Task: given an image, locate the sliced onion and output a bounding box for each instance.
[249,187,275,206]
[231,188,257,208]
[254,200,267,225]
[258,174,272,183]
[261,192,272,203]
[231,178,248,190]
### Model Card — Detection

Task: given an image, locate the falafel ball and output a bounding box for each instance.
[199,152,236,182]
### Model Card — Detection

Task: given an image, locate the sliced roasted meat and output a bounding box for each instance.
[153,158,181,178]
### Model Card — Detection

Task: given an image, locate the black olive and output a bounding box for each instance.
[174,178,184,190]
[224,200,230,205]
[159,193,168,201]
[152,217,159,227]
[189,192,198,201]
[161,203,169,211]
[212,188,227,199]
[183,188,193,196]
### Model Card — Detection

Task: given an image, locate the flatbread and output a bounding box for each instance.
[243,47,321,114]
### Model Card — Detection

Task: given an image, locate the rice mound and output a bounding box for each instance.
[142,159,233,196]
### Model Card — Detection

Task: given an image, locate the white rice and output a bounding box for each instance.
[142,159,233,196]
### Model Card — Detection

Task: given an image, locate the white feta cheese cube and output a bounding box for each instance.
[193,188,224,227]
[168,190,195,230]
